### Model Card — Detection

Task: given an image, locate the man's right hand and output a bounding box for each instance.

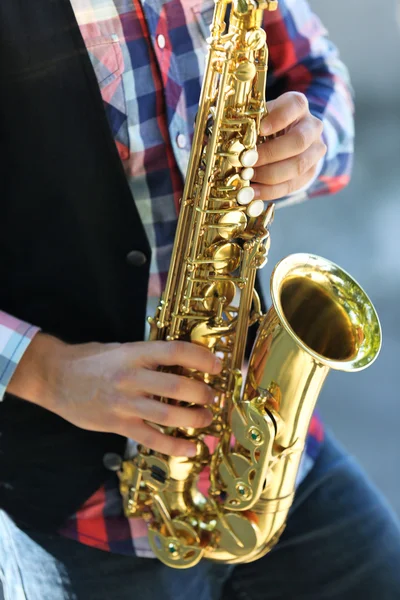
[7,333,222,457]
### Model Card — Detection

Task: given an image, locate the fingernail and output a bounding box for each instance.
[261,119,272,135]
[251,186,260,199]
[186,445,197,457]
[214,356,223,371]
[205,409,214,424]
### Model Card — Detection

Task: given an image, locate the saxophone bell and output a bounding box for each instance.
[226,252,382,564]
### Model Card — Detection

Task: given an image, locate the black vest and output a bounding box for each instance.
[0,0,266,531]
[0,0,153,530]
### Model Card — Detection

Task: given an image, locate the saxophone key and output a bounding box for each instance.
[202,280,236,311]
[241,167,254,181]
[237,186,255,205]
[247,200,264,218]
[240,147,259,167]
[207,241,241,273]
[216,211,247,240]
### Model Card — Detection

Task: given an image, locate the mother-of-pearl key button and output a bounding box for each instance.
[237,187,255,205]
[247,200,264,217]
[240,148,259,167]
[241,167,254,181]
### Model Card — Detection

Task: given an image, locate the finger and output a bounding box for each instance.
[251,165,319,202]
[122,420,198,457]
[121,369,215,405]
[260,92,310,136]
[133,340,222,374]
[256,115,323,166]
[252,140,326,186]
[130,396,213,429]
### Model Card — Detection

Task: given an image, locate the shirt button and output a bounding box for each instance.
[126,250,148,267]
[176,133,187,149]
[157,34,166,49]
[103,453,122,472]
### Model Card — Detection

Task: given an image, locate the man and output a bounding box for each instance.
[0,0,399,598]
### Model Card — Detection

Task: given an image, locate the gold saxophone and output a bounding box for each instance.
[118,0,381,568]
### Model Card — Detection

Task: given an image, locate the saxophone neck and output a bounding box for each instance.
[211,0,278,41]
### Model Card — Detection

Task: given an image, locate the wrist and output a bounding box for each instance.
[7,332,67,411]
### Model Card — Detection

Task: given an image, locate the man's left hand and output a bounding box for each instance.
[251,92,327,202]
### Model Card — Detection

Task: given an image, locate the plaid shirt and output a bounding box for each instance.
[0,0,353,558]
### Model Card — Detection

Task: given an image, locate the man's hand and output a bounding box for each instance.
[251,92,327,201]
[7,334,222,457]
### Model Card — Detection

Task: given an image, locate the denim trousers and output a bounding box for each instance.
[1,430,400,600]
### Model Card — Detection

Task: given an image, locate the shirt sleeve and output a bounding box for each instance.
[264,0,355,205]
[0,311,40,401]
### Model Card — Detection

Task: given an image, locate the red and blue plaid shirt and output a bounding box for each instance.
[0,0,352,558]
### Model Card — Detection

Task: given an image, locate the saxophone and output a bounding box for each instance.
[118,0,381,568]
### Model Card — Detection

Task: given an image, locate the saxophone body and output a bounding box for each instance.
[118,0,381,568]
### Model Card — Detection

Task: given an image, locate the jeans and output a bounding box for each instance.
[1,431,400,600]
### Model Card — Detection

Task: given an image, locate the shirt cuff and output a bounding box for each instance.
[0,312,40,401]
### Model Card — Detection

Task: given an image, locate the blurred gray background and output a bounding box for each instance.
[260,0,400,514]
